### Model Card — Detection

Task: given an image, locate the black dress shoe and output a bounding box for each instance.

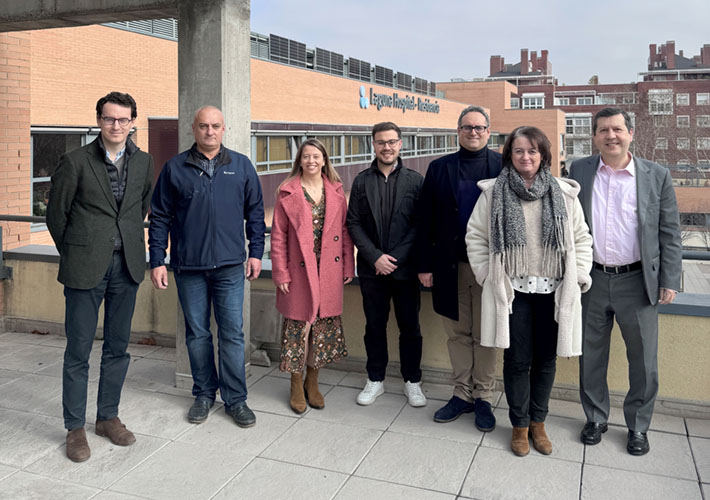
[188,398,215,423]
[226,403,256,428]
[627,431,650,456]
[580,422,608,445]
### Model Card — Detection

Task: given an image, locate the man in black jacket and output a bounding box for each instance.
[347,122,425,407]
[47,92,154,462]
[417,105,502,430]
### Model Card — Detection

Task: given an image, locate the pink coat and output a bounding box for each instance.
[271,175,355,323]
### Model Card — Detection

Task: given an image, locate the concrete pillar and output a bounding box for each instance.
[174,0,253,390]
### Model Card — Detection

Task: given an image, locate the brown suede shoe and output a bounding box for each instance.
[290,372,307,414]
[66,427,90,462]
[529,421,552,455]
[511,426,530,457]
[304,366,325,409]
[95,417,136,446]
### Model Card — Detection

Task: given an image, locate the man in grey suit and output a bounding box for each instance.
[569,107,682,456]
[47,92,154,462]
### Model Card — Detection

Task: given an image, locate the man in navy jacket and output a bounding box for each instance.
[417,105,502,430]
[149,106,265,428]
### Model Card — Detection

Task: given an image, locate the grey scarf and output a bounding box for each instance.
[490,165,568,278]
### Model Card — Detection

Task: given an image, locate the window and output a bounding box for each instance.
[677,138,690,150]
[648,89,673,115]
[697,137,710,150]
[32,132,89,217]
[344,135,371,163]
[596,94,616,105]
[521,94,544,109]
[677,93,689,106]
[655,138,668,150]
[401,135,415,157]
[566,116,592,135]
[677,159,691,165]
[697,115,710,127]
[254,135,300,172]
[416,136,433,155]
[565,137,592,156]
[697,93,710,106]
[310,135,342,164]
[677,115,690,128]
[510,97,520,109]
[554,97,569,106]
[576,97,593,105]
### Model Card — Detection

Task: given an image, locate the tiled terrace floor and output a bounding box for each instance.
[0,330,708,500]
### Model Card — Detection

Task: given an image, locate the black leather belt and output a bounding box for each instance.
[593,261,642,274]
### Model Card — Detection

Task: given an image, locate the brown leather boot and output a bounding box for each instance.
[66,427,90,462]
[529,421,552,455]
[511,426,530,457]
[304,366,325,409]
[290,372,307,414]
[95,417,136,446]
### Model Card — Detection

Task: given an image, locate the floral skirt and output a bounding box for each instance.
[279,315,347,372]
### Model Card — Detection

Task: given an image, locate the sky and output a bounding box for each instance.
[251,0,710,86]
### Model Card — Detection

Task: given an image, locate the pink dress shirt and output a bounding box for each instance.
[591,155,641,266]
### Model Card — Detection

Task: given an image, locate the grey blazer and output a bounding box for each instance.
[47,139,154,290]
[569,154,682,305]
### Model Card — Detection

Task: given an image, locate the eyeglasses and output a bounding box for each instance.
[100,116,133,126]
[373,139,401,148]
[459,125,488,134]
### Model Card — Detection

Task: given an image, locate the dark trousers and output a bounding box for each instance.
[504,291,558,428]
[359,276,422,383]
[62,251,139,430]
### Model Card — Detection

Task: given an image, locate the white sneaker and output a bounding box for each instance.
[357,380,384,406]
[404,381,427,407]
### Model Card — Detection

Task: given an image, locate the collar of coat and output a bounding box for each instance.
[277,175,344,236]
[477,174,581,198]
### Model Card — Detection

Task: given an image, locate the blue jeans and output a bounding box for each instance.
[174,264,247,408]
[63,251,139,430]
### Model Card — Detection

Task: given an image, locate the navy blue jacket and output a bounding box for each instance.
[148,145,266,272]
[416,147,502,320]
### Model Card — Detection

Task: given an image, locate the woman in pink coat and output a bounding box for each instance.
[270,139,355,414]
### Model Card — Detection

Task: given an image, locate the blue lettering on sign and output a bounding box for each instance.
[360,87,439,114]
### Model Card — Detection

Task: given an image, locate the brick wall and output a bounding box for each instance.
[0,32,31,250]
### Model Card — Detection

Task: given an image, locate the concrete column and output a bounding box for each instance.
[174,0,253,390]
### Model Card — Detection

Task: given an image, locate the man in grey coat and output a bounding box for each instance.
[569,107,682,456]
[47,92,154,462]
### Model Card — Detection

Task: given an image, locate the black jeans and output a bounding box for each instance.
[504,290,558,428]
[359,276,422,383]
[62,251,139,430]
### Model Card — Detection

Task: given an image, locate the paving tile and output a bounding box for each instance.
[109,441,251,500]
[0,471,99,500]
[32,382,99,421]
[0,373,63,413]
[607,405,687,434]
[338,372,401,393]
[355,432,474,494]
[108,388,195,440]
[0,408,65,468]
[388,402,483,444]
[246,364,275,387]
[124,344,162,358]
[91,492,147,500]
[262,418,382,473]
[269,366,348,386]
[247,375,332,417]
[690,436,710,483]
[303,385,406,430]
[0,464,17,481]
[687,417,710,438]
[178,409,296,455]
[461,447,581,500]
[584,427,696,480]
[581,464,702,500]
[213,457,347,500]
[0,341,38,360]
[0,368,25,388]
[0,332,50,345]
[25,430,167,489]
[480,410,584,463]
[702,483,709,498]
[124,357,176,392]
[39,335,68,348]
[335,476,455,500]
[143,346,176,362]
[0,344,64,373]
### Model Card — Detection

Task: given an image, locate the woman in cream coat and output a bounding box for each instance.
[466,126,592,457]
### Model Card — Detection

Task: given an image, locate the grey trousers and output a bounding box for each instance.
[579,268,659,432]
[440,263,497,404]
